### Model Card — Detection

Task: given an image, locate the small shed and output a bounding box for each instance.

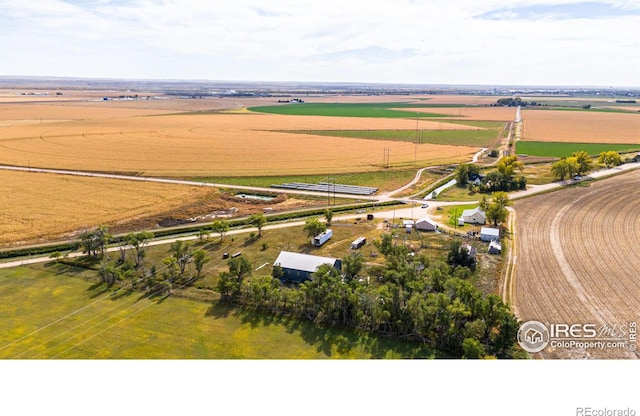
[274,251,342,283]
[461,207,486,225]
[488,240,502,254]
[415,217,438,232]
[480,227,500,242]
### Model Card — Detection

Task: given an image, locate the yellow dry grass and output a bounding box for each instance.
[0,170,213,246]
[0,103,175,121]
[521,109,640,144]
[0,112,478,177]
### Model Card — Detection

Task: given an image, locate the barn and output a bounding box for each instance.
[460,207,486,225]
[480,227,500,242]
[273,251,342,283]
[415,217,438,231]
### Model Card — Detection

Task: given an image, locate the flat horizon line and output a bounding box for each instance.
[1,75,639,91]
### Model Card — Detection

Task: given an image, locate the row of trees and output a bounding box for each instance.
[551,150,622,181]
[99,237,210,294]
[216,237,522,358]
[79,226,211,294]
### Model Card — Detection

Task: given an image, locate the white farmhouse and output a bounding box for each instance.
[460,207,486,225]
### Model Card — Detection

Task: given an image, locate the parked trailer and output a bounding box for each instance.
[350,237,366,249]
[312,229,333,247]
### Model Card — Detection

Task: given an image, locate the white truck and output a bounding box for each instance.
[312,229,333,247]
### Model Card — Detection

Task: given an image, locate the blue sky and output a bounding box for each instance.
[0,0,638,86]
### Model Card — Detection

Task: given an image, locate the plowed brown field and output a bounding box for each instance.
[521,109,640,144]
[514,170,640,358]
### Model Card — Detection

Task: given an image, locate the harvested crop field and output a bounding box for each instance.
[0,103,175,122]
[521,109,640,144]
[0,170,218,246]
[0,112,478,177]
[513,169,640,358]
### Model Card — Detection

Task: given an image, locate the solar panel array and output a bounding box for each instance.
[271,181,378,195]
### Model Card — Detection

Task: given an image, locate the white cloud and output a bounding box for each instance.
[0,0,638,86]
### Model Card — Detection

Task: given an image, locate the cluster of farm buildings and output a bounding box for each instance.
[272,206,501,284]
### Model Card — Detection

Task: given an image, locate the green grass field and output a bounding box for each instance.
[283,126,501,147]
[0,265,439,359]
[194,168,428,192]
[248,102,458,118]
[515,141,640,158]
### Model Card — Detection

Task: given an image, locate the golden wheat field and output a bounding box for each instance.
[0,170,218,246]
[521,109,640,144]
[513,170,640,359]
[0,107,479,176]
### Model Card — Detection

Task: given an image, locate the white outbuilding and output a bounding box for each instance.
[415,217,438,232]
[480,227,500,242]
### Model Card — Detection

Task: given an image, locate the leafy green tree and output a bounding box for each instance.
[565,156,580,178]
[249,213,267,237]
[447,240,476,272]
[272,264,284,280]
[218,256,252,300]
[342,252,364,283]
[551,159,571,181]
[128,231,153,268]
[80,225,110,258]
[479,195,489,212]
[455,163,480,187]
[98,262,119,285]
[374,233,394,257]
[571,150,593,175]
[169,240,192,275]
[217,271,237,300]
[303,218,326,239]
[115,235,130,264]
[486,192,511,226]
[192,249,210,279]
[496,156,524,178]
[462,338,486,359]
[211,219,229,242]
[324,209,334,226]
[598,151,622,168]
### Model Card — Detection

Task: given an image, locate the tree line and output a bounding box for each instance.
[216,236,523,359]
[75,228,211,295]
[551,150,623,181]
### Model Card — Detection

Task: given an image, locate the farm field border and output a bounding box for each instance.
[520,108,640,144]
[512,169,640,359]
[515,141,640,158]
[280,126,503,147]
